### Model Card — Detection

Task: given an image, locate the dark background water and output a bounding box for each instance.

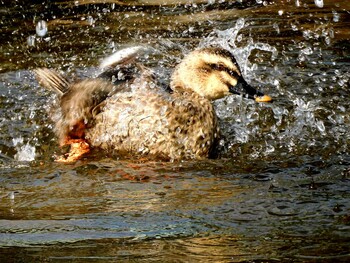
[0,0,350,262]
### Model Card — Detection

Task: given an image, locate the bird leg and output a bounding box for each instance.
[56,139,90,163]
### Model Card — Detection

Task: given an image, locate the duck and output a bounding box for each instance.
[34,46,272,162]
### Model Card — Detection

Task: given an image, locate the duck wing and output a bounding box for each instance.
[34,68,70,95]
[97,46,154,86]
[99,46,148,70]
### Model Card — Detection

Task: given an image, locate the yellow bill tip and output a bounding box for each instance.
[255,95,272,103]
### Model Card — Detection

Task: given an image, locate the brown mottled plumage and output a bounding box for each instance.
[34,47,271,161]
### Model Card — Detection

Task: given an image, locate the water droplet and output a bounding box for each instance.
[332,11,340,22]
[265,144,275,155]
[338,78,345,87]
[314,0,324,8]
[291,23,298,31]
[273,23,280,34]
[324,36,331,45]
[302,30,312,40]
[27,35,35,46]
[301,47,313,55]
[87,16,95,26]
[236,17,245,29]
[316,120,326,135]
[36,20,48,37]
[117,71,126,80]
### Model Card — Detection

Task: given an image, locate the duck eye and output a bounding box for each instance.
[208,63,240,79]
[212,63,226,71]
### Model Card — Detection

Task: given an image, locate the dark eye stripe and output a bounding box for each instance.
[208,63,240,79]
[203,47,240,66]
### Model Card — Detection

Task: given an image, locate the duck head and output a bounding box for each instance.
[170,47,272,102]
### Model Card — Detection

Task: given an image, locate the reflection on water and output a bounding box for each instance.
[1,0,350,261]
[1,159,349,261]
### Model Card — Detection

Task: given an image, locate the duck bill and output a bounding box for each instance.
[229,77,272,103]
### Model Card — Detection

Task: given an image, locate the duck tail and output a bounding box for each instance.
[34,68,70,95]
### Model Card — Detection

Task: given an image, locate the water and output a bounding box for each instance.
[1,0,350,261]
[35,20,48,37]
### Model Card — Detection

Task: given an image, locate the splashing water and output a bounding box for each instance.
[196,16,349,159]
[0,2,349,261]
[13,137,36,162]
[199,18,278,77]
[198,19,279,155]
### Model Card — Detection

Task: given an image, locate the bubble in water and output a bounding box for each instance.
[36,20,48,37]
[27,35,35,46]
[314,0,324,8]
[256,0,262,4]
